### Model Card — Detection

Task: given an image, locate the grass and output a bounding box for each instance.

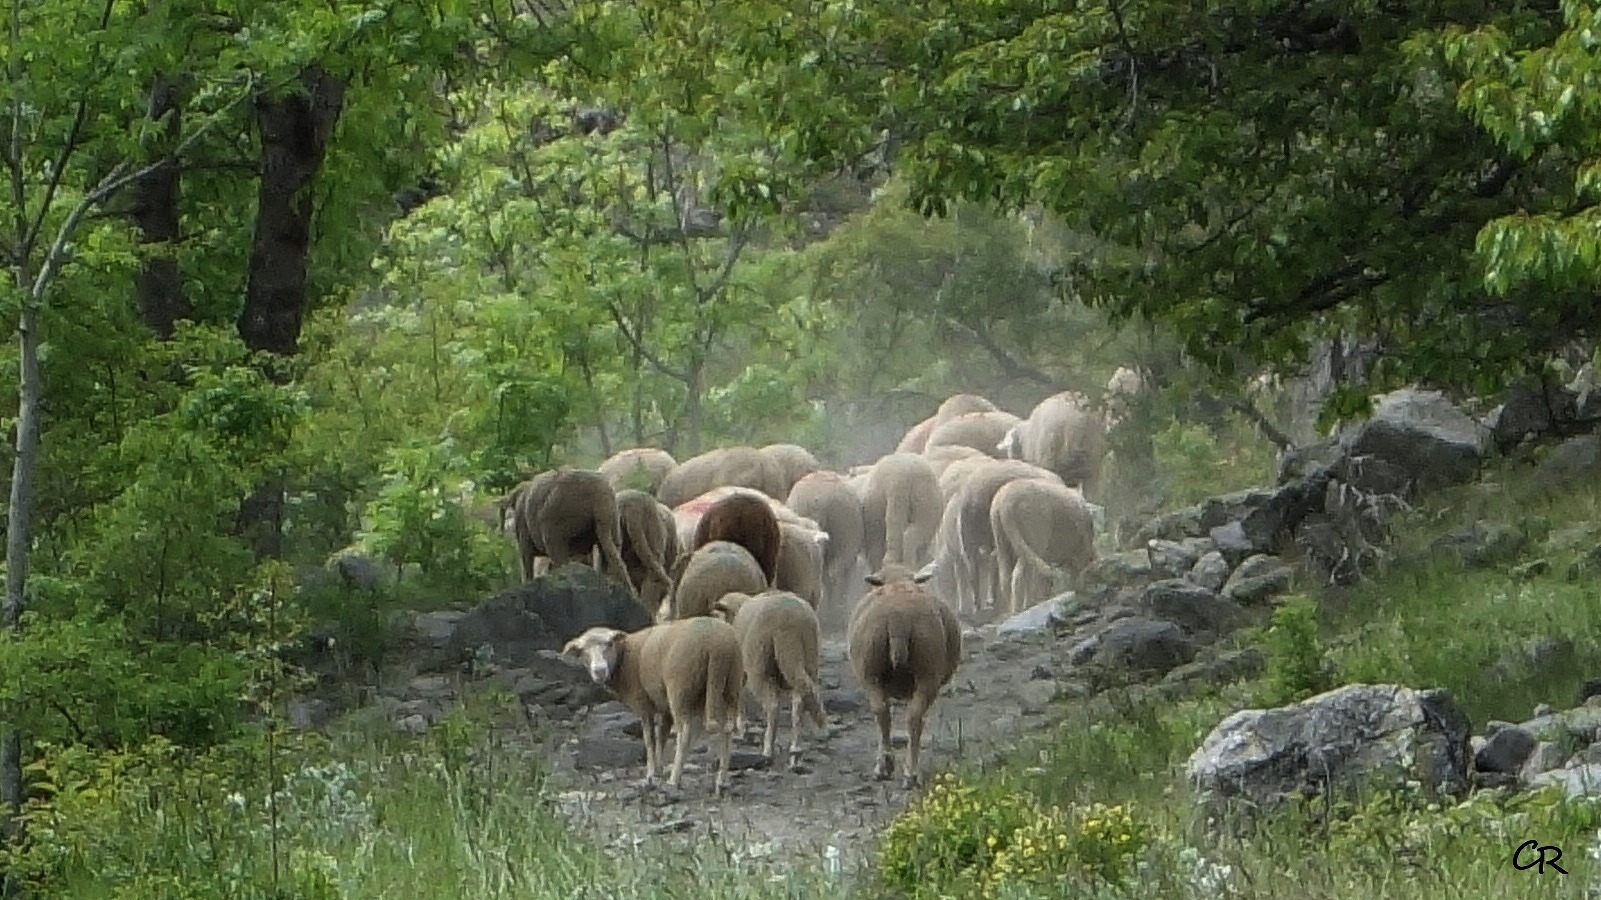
[35,451,1601,899]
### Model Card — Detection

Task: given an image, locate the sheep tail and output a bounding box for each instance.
[624,507,674,588]
[887,618,913,670]
[703,644,737,732]
[774,637,827,729]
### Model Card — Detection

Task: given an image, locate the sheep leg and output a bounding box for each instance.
[869,692,894,780]
[669,717,700,791]
[761,690,780,761]
[903,689,935,789]
[787,692,805,771]
[714,718,733,798]
[639,710,659,784]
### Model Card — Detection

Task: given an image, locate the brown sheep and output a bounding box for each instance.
[710,590,827,769]
[773,521,828,610]
[598,447,679,496]
[512,468,634,595]
[998,391,1109,501]
[925,410,1023,459]
[562,617,742,795]
[786,471,866,622]
[690,490,783,586]
[613,489,680,616]
[847,563,963,787]
[658,446,788,507]
[989,479,1098,615]
[760,443,822,497]
[667,540,769,621]
[862,452,943,573]
[930,459,1062,615]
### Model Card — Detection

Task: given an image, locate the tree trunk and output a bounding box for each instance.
[235,66,345,560]
[0,283,39,897]
[132,76,190,338]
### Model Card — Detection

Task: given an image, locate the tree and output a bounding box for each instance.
[613,0,1581,413]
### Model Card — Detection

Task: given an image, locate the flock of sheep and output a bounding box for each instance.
[494,372,1142,795]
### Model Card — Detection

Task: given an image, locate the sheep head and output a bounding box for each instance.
[562,627,628,685]
[864,562,934,588]
[710,591,752,624]
[996,426,1022,459]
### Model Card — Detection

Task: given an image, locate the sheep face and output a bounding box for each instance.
[562,627,628,685]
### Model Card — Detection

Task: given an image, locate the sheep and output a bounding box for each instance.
[989,479,1098,615]
[667,540,769,621]
[786,470,866,620]
[895,415,939,454]
[511,467,634,594]
[847,563,963,787]
[862,452,943,572]
[924,410,1022,459]
[759,443,822,497]
[690,490,783,586]
[562,617,743,796]
[671,486,823,561]
[998,391,1109,501]
[613,489,680,616]
[598,447,679,496]
[773,520,828,610]
[930,458,1063,615]
[710,590,827,769]
[921,444,987,480]
[658,446,789,506]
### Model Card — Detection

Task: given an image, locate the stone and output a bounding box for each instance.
[1473,725,1537,774]
[1187,683,1472,814]
[1088,618,1196,675]
[1338,388,1491,493]
[1188,551,1231,592]
[1138,579,1248,638]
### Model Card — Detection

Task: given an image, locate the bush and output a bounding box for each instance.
[1252,594,1338,708]
[877,772,1150,898]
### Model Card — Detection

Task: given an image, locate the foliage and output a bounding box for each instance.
[1252,595,1339,708]
[618,0,1593,402]
[877,772,1148,897]
[353,439,508,593]
[1148,414,1279,510]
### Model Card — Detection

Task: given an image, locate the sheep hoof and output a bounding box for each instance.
[872,764,893,781]
[786,754,802,773]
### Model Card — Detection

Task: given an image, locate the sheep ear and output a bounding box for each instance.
[913,561,938,584]
[864,574,884,587]
[560,641,583,661]
[606,631,628,648]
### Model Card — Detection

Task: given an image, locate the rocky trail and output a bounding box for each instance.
[544,624,1071,872]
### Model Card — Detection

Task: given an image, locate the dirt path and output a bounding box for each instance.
[543,623,1075,872]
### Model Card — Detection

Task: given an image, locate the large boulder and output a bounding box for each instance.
[1338,389,1491,493]
[436,563,651,669]
[1187,683,1473,815]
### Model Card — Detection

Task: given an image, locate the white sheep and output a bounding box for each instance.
[710,590,827,770]
[562,617,743,796]
[847,563,963,787]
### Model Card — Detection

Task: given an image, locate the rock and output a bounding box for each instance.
[1161,648,1266,688]
[1187,683,1472,814]
[1428,522,1527,569]
[1474,725,1537,774]
[413,610,466,645]
[326,548,391,592]
[1519,742,1570,783]
[995,594,1076,636]
[1578,679,1601,706]
[1188,551,1231,592]
[1017,680,1059,715]
[285,696,335,731]
[1338,388,1491,493]
[822,689,864,715]
[1518,705,1601,744]
[1276,438,1345,485]
[1537,434,1601,481]
[1080,551,1153,590]
[1527,763,1601,799]
[1088,618,1196,675]
[439,564,651,669]
[1146,539,1210,578]
[1221,555,1295,605]
[1206,471,1334,562]
[1138,580,1248,639]
[1329,454,1414,498]
[1484,381,1577,452]
[572,737,646,770]
[407,674,456,700]
[395,714,429,736]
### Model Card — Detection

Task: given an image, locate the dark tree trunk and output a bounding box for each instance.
[235,67,345,560]
[132,76,190,338]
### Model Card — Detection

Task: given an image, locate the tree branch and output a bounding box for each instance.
[942,317,1063,389]
[606,300,687,381]
[29,79,255,305]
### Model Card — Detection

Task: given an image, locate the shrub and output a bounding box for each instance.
[877,772,1149,898]
[1252,594,1338,708]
